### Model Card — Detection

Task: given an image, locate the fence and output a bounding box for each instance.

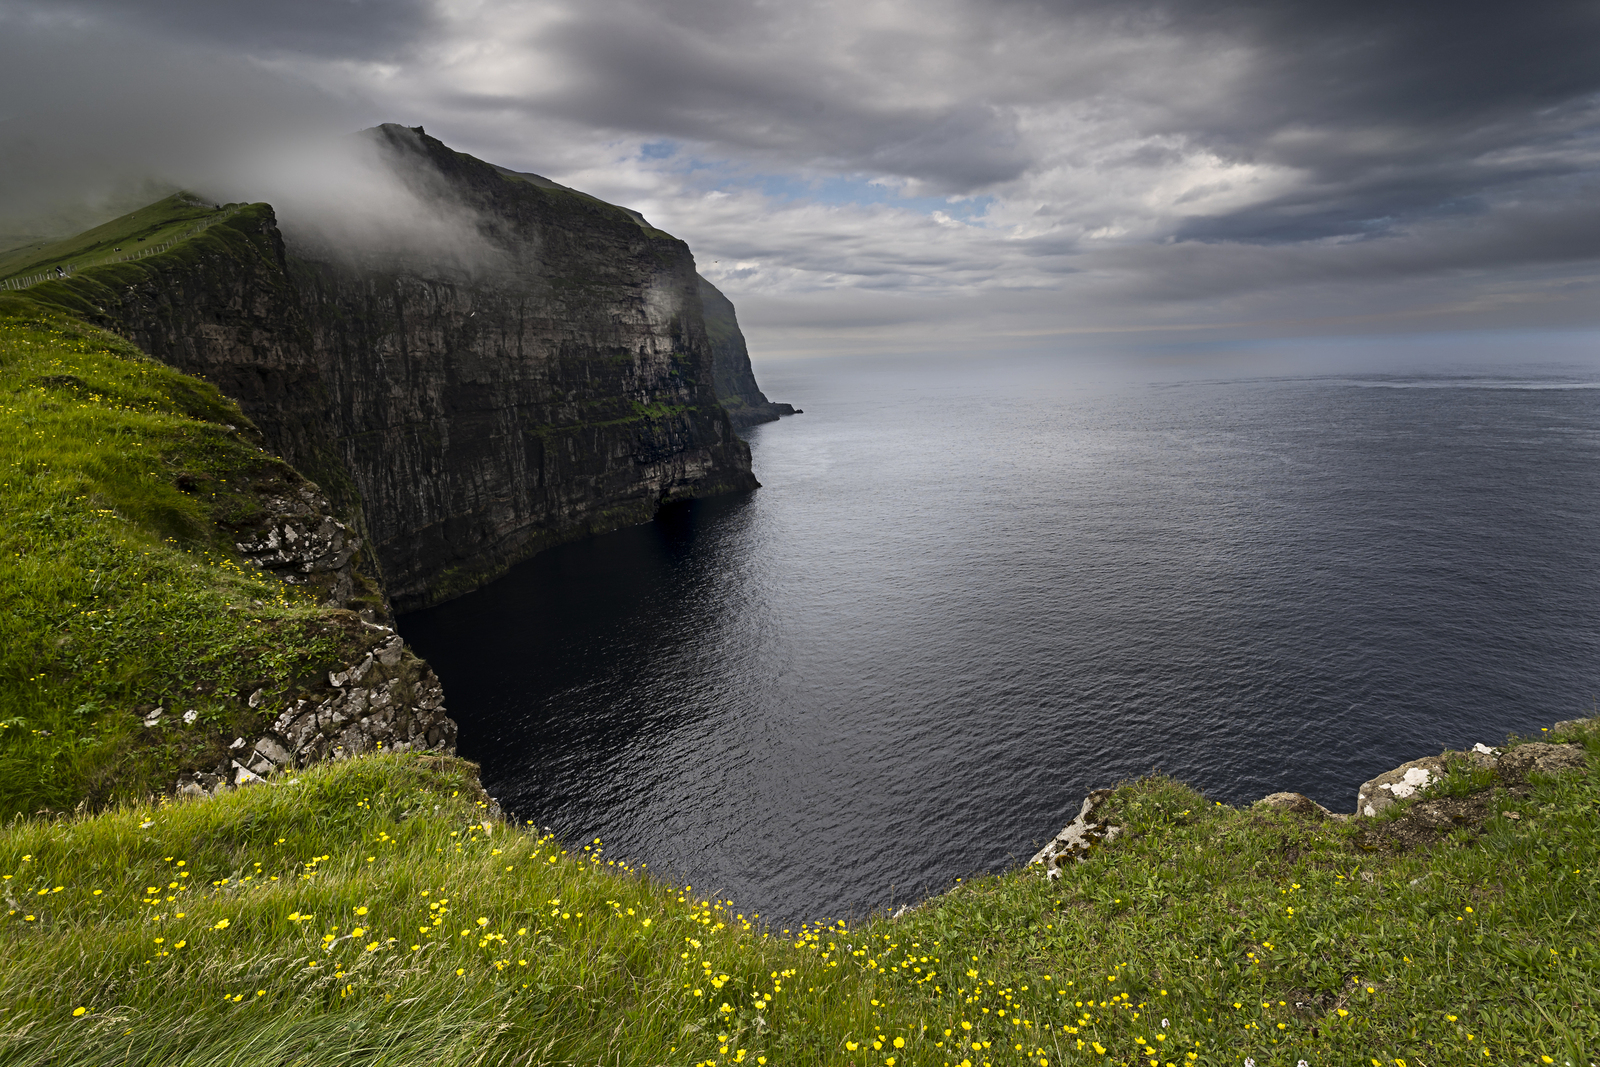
[1,206,242,292]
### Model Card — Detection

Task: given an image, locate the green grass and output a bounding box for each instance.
[3,728,1595,1067]
[0,303,365,818]
[0,194,229,286]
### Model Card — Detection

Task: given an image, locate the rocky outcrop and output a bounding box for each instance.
[1496,741,1587,783]
[230,475,372,612]
[173,463,460,797]
[1355,755,1461,819]
[1253,792,1334,819]
[1029,788,1120,879]
[1032,718,1594,874]
[1348,737,1591,818]
[40,125,762,612]
[176,628,456,797]
[697,274,799,430]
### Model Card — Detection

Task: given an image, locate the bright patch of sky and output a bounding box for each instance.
[635,140,994,223]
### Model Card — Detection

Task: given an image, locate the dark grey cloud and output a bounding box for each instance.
[3,0,1600,349]
[454,1,1033,190]
[1081,0,1600,243]
[0,14,371,239]
[30,0,437,60]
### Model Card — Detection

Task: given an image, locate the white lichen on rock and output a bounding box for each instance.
[1030,789,1120,880]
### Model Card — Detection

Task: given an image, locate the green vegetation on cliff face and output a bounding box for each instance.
[0,304,371,818]
[4,728,1596,1066]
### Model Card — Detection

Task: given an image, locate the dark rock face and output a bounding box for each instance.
[50,125,760,611]
[697,274,798,429]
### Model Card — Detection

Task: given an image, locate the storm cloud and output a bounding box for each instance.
[3,0,1599,355]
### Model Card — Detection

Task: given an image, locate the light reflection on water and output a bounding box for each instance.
[401,357,1600,922]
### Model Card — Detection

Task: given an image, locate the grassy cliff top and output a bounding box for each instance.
[2,726,1596,1066]
[0,194,235,286]
[0,298,370,819]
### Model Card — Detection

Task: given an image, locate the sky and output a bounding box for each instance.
[2,0,1600,362]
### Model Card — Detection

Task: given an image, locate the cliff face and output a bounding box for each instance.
[697,274,798,429]
[41,127,760,611]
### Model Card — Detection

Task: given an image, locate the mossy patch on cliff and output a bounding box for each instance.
[0,306,371,818]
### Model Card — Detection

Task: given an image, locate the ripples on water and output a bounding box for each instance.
[400,357,1600,922]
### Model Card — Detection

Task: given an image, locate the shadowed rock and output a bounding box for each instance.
[697,274,799,430]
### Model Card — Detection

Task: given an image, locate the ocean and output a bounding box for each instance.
[399,352,1600,923]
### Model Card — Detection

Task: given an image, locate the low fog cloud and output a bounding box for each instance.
[214,130,506,272]
[4,0,1600,355]
[0,13,496,269]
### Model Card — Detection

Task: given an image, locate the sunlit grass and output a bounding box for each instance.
[4,727,1595,1066]
[0,193,225,285]
[0,304,360,818]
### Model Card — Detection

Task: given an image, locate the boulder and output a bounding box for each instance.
[1356,756,1447,818]
[1030,789,1120,879]
[251,736,292,767]
[1254,792,1332,819]
[376,635,404,667]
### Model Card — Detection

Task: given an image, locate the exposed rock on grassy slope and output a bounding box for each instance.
[0,303,456,818]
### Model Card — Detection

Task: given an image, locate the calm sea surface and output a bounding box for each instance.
[400,355,1600,923]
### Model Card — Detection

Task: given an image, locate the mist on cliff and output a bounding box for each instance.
[211,130,507,273]
[0,16,496,273]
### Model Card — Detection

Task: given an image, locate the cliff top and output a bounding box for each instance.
[361,124,680,245]
[0,193,232,287]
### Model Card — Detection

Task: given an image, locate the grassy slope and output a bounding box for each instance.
[0,194,227,284]
[2,727,1595,1067]
[0,300,365,818]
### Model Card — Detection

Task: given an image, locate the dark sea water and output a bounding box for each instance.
[399,354,1600,923]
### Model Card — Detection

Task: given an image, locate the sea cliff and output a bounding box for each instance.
[30,126,768,612]
[698,274,799,428]
[0,128,785,815]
